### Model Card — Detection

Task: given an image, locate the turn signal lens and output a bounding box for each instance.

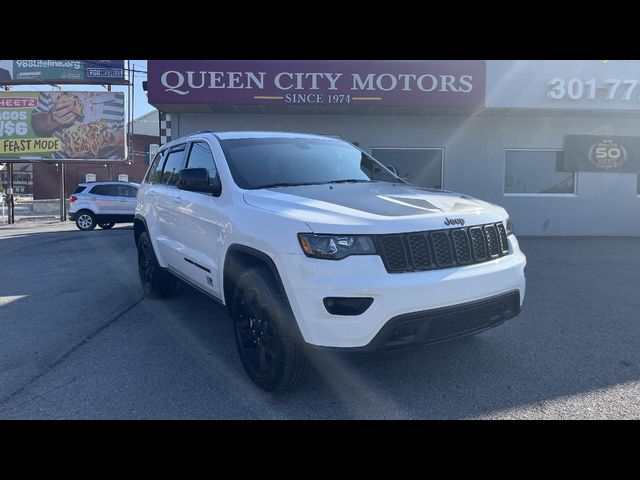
[506,217,514,236]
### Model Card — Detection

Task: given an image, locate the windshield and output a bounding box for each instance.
[219,137,400,189]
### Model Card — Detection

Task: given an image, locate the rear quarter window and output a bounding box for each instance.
[74,186,87,194]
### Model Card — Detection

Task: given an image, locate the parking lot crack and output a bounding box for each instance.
[0,378,78,414]
[0,297,145,411]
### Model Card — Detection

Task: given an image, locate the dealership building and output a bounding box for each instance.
[147,60,640,236]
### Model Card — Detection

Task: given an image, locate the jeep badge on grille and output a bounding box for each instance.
[444,217,465,226]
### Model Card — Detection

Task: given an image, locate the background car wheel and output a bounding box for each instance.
[98,223,115,229]
[232,265,310,392]
[75,212,96,231]
[137,231,177,298]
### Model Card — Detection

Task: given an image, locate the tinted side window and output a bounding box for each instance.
[74,186,87,194]
[96,185,121,196]
[161,147,187,186]
[89,185,109,196]
[146,151,166,184]
[185,142,219,184]
[116,185,137,197]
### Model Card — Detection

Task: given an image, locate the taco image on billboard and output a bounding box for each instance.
[62,120,110,158]
[53,92,84,118]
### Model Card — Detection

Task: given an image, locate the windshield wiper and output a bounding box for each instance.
[324,179,373,184]
[252,182,318,189]
[253,179,373,190]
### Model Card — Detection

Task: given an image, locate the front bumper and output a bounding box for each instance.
[276,235,526,349]
[309,290,520,354]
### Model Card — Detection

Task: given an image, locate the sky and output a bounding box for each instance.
[4,59,155,122]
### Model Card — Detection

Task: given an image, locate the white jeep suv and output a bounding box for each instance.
[69,181,139,231]
[135,131,526,391]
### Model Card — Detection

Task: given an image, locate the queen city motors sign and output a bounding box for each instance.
[147,60,485,108]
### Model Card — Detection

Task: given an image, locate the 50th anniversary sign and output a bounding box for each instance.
[564,135,640,172]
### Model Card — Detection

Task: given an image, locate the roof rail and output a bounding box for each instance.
[191,129,214,135]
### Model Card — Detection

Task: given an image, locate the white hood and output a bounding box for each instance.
[243,182,507,234]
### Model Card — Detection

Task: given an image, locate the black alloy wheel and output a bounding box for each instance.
[136,231,177,298]
[138,235,154,293]
[235,287,279,381]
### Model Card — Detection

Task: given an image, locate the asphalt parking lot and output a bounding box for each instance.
[0,221,639,419]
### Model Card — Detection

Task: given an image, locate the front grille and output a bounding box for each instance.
[376,221,510,273]
[431,231,453,266]
[378,236,408,272]
[469,227,487,261]
[407,234,431,269]
[484,224,500,257]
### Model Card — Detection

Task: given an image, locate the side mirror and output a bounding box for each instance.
[177,168,221,196]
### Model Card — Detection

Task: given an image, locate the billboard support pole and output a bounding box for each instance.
[59,163,66,222]
[8,163,14,224]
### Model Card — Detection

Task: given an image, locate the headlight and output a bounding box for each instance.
[506,217,514,236]
[297,234,377,260]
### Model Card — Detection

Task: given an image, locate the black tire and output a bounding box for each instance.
[137,231,177,298]
[75,211,96,231]
[98,223,115,229]
[232,265,310,392]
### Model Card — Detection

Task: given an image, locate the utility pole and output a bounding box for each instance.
[59,163,66,222]
[8,163,14,224]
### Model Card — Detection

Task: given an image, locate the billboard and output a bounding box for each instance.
[0,60,126,85]
[0,91,126,161]
[147,60,485,108]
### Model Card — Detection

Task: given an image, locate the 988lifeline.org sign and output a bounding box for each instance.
[564,135,640,172]
[0,60,126,85]
[147,60,485,108]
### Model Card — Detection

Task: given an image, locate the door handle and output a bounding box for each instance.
[119,200,127,202]
[173,196,183,204]
[147,191,158,197]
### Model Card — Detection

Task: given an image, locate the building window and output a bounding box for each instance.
[118,174,129,182]
[370,148,444,189]
[504,149,575,195]
[85,173,97,182]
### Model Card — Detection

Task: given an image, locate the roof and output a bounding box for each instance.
[78,181,140,186]
[214,131,331,140]
[170,130,335,144]
[161,130,343,150]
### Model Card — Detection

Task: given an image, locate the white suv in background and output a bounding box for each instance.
[134,131,527,391]
[69,181,139,231]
